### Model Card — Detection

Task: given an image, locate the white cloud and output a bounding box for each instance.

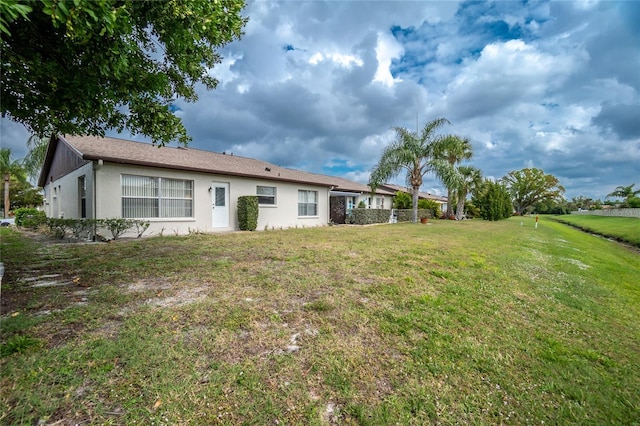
[2,0,637,200]
[574,0,601,11]
[308,52,324,65]
[374,32,404,87]
[208,53,243,85]
[442,40,579,122]
[343,170,371,185]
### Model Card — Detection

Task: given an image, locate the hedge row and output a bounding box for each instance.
[346,208,437,225]
[13,209,150,240]
[45,218,150,240]
[348,209,392,225]
[395,209,434,222]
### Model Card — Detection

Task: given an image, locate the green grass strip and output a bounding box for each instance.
[549,214,640,247]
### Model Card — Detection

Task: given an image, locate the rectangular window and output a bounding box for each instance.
[347,196,355,210]
[298,190,318,216]
[257,185,277,205]
[78,175,87,218]
[375,197,384,209]
[122,175,193,218]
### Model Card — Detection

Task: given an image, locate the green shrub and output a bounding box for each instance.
[464,201,480,218]
[14,208,46,228]
[628,197,640,208]
[350,208,391,225]
[548,206,571,215]
[357,200,367,209]
[393,191,412,209]
[238,196,259,231]
[473,181,512,221]
[46,218,72,239]
[132,220,150,238]
[101,218,134,240]
[395,209,433,222]
[69,218,96,239]
[40,218,146,240]
[418,199,440,218]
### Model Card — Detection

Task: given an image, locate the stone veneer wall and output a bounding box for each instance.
[573,208,640,218]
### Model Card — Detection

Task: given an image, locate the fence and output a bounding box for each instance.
[572,208,640,218]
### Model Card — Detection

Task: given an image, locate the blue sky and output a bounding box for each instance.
[2,0,639,200]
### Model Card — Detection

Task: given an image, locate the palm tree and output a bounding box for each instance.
[23,134,49,182]
[370,117,450,223]
[453,166,482,220]
[431,134,473,217]
[606,184,639,203]
[0,148,27,218]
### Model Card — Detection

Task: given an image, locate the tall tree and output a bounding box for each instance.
[502,168,565,215]
[606,184,640,203]
[0,148,27,218]
[568,195,595,211]
[1,0,247,145]
[453,166,482,220]
[0,175,44,211]
[432,134,473,217]
[472,179,512,221]
[370,118,450,223]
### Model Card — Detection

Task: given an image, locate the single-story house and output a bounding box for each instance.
[38,135,338,236]
[323,176,396,224]
[377,183,448,213]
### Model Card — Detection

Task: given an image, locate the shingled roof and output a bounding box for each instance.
[322,175,396,196]
[40,135,337,188]
[378,183,447,202]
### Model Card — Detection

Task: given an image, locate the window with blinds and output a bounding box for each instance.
[298,190,318,216]
[122,175,193,218]
[257,186,277,205]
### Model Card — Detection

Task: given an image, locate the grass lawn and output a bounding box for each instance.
[1,216,639,425]
[549,214,640,247]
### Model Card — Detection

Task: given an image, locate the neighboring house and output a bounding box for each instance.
[38,135,336,236]
[324,176,396,224]
[377,183,448,213]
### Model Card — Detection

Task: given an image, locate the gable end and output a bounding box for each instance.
[39,136,90,187]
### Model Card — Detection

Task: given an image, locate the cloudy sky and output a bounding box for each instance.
[2,0,639,199]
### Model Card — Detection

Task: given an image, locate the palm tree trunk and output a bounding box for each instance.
[446,190,454,218]
[455,194,465,220]
[412,186,419,223]
[3,172,9,219]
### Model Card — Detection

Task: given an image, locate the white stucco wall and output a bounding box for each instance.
[42,162,94,219]
[89,163,329,236]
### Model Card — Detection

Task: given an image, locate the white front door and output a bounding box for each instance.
[211,182,230,228]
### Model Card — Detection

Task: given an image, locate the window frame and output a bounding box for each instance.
[257,185,277,206]
[78,175,87,218]
[121,174,194,219]
[298,190,318,217]
[375,196,384,209]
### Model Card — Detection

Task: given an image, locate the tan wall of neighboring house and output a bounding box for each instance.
[87,162,329,236]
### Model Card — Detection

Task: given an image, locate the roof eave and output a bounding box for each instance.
[37,135,59,187]
[82,155,335,188]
